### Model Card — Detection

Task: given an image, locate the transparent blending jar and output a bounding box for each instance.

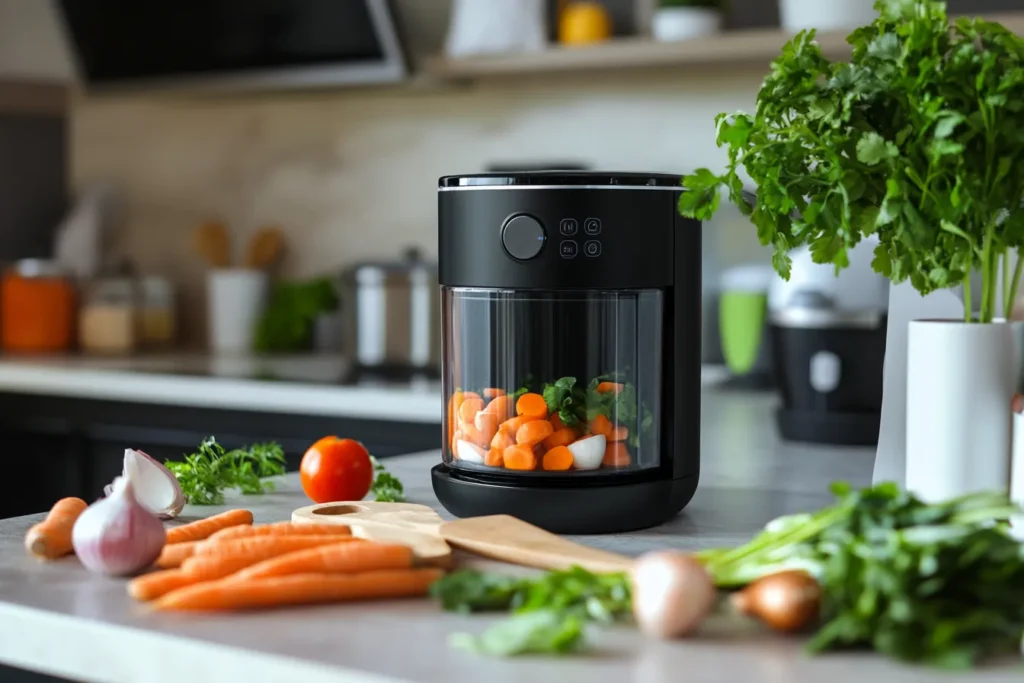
[433,171,703,534]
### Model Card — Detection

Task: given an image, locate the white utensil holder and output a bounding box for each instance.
[778,0,876,32]
[905,320,1016,502]
[207,269,268,354]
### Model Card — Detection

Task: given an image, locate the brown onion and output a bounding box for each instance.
[731,570,822,633]
[630,551,717,639]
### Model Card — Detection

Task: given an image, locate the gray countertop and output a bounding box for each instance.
[0,390,1017,683]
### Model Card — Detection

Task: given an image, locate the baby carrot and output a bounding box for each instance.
[184,538,361,580]
[490,428,514,451]
[483,394,513,419]
[473,411,499,443]
[208,522,352,543]
[515,393,548,420]
[230,542,412,581]
[24,497,88,560]
[165,509,254,544]
[596,381,624,395]
[603,442,632,468]
[155,541,199,569]
[482,387,506,399]
[542,446,574,471]
[504,445,537,471]
[127,569,196,601]
[499,415,529,436]
[485,447,505,468]
[589,414,612,439]
[152,568,445,612]
[543,427,576,450]
[515,419,554,447]
[457,397,484,424]
[461,422,491,448]
[609,425,629,442]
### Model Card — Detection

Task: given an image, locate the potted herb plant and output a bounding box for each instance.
[680,0,1024,501]
[652,0,723,42]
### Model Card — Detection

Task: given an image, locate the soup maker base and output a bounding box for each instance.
[431,464,699,535]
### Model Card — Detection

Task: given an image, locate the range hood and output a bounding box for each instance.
[56,0,407,93]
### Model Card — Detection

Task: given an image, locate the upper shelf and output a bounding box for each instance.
[424,13,1024,81]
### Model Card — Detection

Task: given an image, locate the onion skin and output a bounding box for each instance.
[630,551,717,639]
[72,477,167,576]
[731,570,822,633]
[111,448,185,519]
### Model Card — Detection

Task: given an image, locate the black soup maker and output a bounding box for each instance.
[432,172,702,534]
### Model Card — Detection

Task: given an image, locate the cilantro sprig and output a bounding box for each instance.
[681,0,1024,323]
[165,437,286,505]
[369,455,405,502]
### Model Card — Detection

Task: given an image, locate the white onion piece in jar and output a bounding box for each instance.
[104,448,185,519]
[568,434,606,470]
[456,440,486,464]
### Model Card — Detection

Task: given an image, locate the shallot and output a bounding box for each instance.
[105,448,184,519]
[731,570,822,633]
[631,551,716,639]
[73,476,166,576]
[567,434,606,471]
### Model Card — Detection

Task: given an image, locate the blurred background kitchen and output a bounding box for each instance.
[0,0,1021,518]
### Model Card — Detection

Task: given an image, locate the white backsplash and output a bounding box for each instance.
[70,69,771,344]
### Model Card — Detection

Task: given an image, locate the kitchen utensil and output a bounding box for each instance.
[768,238,889,446]
[718,265,774,387]
[207,269,268,353]
[292,500,634,573]
[433,171,702,534]
[0,260,76,353]
[341,248,439,378]
[244,226,285,270]
[192,221,231,268]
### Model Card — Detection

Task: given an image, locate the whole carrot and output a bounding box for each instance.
[207,522,351,543]
[154,541,199,569]
[194,534,356,556]
[183,537,361,580]
[165,509,253,544]
[24,497,88,560]
[127,569,196,601]
[230,542,413,581]
[153,568,444,611]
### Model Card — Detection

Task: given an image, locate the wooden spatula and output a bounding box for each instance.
[293,501,634,574]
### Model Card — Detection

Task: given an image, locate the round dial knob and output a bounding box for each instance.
[501,215,547,261]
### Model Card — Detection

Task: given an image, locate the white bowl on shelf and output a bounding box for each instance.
[779,0,876,32]
[652,7,722,42]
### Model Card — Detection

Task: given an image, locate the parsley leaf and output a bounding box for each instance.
[369,455,405,502]
[165,437,286,505]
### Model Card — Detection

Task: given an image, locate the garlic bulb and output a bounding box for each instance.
[104,448,184,519]
[73,476,167,576]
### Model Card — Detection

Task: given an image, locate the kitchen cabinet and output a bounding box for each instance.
[0,392,439,519]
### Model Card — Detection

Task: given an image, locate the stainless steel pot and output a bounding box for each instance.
[341,248,440,376]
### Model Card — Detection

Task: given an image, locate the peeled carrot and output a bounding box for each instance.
[152,568,445,612]
[483,394,513,419]
[155,541,199,569]
[194,534,355,557]
[596,382,624,395]
[482,388,506,399]
[549,413,565,430]
[473,411,499,444]
[490,428,514,451]
[184,538,361,581]
[499,415,529,436]
[589,414,612,439]
[485,447,505,467]
[603,442,631,467]
[128,569,195,601]
[516,419,554,446]
[504,445,537,471]
[542,446,574,471]
[230,542,413,581]
[165,509,254,545]
[609,425,629,442]
[24,497,88,560]
[460,423,491,448]
[515,393,548,420]
[458,397,484,423]
[208,522,352,542]
[543,427,576,450]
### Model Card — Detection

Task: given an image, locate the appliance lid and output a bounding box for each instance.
[770,291,884,329]
[439,171,683,189]
[56,0,407,94]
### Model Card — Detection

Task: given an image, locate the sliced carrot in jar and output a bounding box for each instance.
[491,429,514,451]
[485,447,504,468]
[602,442,631,468]
[458,397,485,424]
[589,414,612,439]
[500,415,529,436]
[515,393,548,421]
[608,425,629,442]
[516,420,554,447]
[542,445,574,471]
[504,445,537,471]
[483,394,513,420]
[596,382,624,395]
[543,427,576,450]
[462,423,491,448]
[473,411,499,444]
[482,388,506,399]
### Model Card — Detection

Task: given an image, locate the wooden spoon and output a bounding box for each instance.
[293,501,634,574]
[244,226,285,269]
[192,220,231,268]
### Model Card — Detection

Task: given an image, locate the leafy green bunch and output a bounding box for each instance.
[680,0,1024,323]
[165,437,287,505]
[254,277,339,352]
[541,375,653,446]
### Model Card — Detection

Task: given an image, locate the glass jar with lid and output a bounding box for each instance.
[79,278,138,354]
[139,276,176,349]
[0,260,76,353]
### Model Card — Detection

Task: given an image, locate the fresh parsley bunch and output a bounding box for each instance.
[165,437,287,505]
[681,0,1024,323]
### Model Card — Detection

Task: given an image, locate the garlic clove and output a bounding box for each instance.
[72,476,167,576]
[119,448,184,519]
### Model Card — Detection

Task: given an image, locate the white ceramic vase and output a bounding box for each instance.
[905,319,1017,502]
[207,269,269,354]
[652,8,722,42]
[778,0,876,32]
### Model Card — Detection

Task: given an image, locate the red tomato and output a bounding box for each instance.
[300,437,374,503]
